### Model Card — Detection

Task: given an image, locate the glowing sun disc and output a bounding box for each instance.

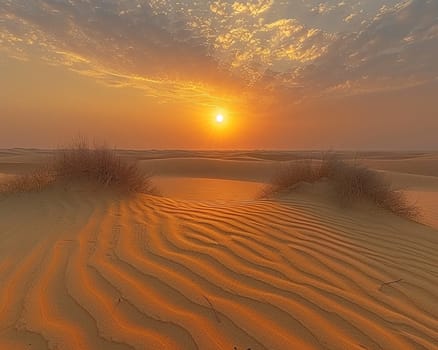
[216,114,224,123]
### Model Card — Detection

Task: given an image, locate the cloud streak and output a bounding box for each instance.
[1,0,437,107]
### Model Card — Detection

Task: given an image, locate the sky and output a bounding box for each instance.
[0,0,437,150]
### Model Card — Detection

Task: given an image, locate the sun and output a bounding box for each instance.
[215,114,224,123]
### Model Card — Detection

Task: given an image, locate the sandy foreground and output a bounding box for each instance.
[0,150,437,350]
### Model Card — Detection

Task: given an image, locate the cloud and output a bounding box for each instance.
[298,0,438,98]
[0,0,240,106]
[0,0,437,107]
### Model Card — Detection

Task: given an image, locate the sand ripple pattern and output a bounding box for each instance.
[0,191,437,350]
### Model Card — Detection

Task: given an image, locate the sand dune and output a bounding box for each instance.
[1,150,438,349]
[1,185,437,350]
[153,176,265,201]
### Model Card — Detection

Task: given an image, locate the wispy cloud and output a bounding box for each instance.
[1,0,437,107]
[300,0,438,98]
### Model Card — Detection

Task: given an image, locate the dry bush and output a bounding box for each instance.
[54,140,157,194]
[261,155,420,220]
[0,168,55,194]
[259,160,319,198]
[332,162,420,220]
[0,140,158,195]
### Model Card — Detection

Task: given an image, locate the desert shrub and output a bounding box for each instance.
[259,160,319,198]
[0,140,158,195]
[332,162,419,220]
[0,168,55,194]
[261,155,420,220]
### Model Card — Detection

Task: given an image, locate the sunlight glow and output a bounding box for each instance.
[216,114,224,123]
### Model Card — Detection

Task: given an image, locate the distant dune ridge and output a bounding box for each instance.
[0,149,438,349]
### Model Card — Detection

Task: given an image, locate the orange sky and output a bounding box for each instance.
[1,1,437,150]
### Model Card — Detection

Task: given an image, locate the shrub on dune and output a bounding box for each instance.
[260,160,319,198]
[261,155,420,220]
[332,161,419,220]
[0,140,158,195]
[54,140,157,193]
[0,168,55,194]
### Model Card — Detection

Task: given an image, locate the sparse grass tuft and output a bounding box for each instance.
[0,168,55,194]
[0,139,158,195]
[54,139,157,194]
[332,161,420,220]
[259,160,319,198]
[261,154,420,220]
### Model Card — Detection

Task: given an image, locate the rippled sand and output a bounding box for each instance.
[1,150,438,349]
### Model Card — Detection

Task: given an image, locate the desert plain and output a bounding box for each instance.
[0,149,437,350]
